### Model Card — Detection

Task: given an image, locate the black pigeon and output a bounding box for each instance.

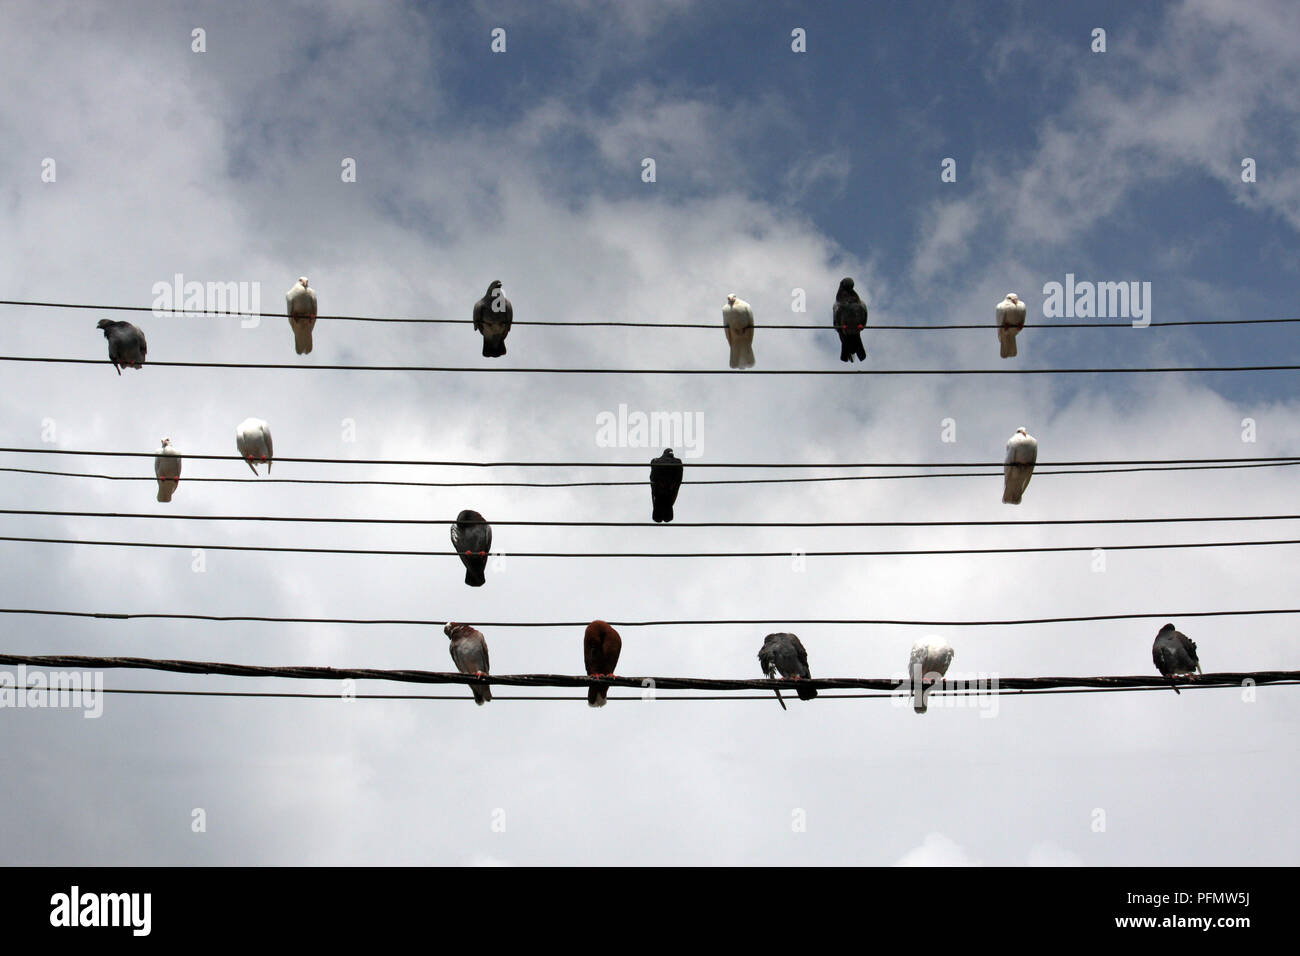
[96,319,147,374]
[450,509,492,587]
[472,280,513,358]
[832,278,868,363]
[649,449,684,523]
[758,632,817,710]
[1152,623,1201,694]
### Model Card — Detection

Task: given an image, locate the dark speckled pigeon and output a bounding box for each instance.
[96,319,147,374]
[832,278,868,363]
[649,449,683,523]
[758,632,816,710]
[584,620,622,708]
[445,622,491,705]
[1152,623,1201,694]
[450,510,492,587]
[473,280,513,358]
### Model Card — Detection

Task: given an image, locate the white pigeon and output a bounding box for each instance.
[1002,427,1037,505]
[996,292,1026,359]
[236,418,273,475]
[286,277,317,355]
[722,293,755,369]
[153,438,181,503]
[908,638,954,714]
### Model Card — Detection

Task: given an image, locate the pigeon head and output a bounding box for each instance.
[1016,426,1028,436]
[726,293,737,305]
[839,277,855,291]
[298,277,309,288]
[1158,623,1177,635]
[96,319,115,332]
[663,448,673,456]
[1006,292,1020,303]
[443,622,457,637]
[160,437,172,447]
[487,280,503,294]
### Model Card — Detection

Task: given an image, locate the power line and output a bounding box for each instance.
[2,606,1296,628]
[4,447,1295,469]
[5,507,1299,529]
[5,356,1298,375]
[2,533,1296,558]
[3,460,1297,488]
[6,298,1298,330]
[33,682,1300,702]
[1,652,1294,694]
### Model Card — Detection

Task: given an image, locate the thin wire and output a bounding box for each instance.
[2,460,1296,487]
[3,446,1295,468]
[1,652,1293,693]
[5,298,1298,330]
[2,606,1296,628]
[46,682,1300,701]
[2,533,1296,558]
[5,356,1298,374]
[5,507,1298,529]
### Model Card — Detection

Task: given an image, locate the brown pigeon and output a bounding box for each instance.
[584,620,622,708]
[444,622,492,705]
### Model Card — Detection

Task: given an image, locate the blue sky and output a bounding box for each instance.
[0,0,1296,865]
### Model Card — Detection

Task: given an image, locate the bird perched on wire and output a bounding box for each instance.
[450,509,492,587]
[95,319,147,374]
[1002,426,1037,504]
[722,293,755,369]
[153,438,181,503]
[473,280,513,358]
[996,292,1026,359]
[1152,623,1201,694]
[832,277,868,363]
[757,632,816,710]
[235,418,273,475]
[649,449,683,523]
[908,637,954,714]
[584,620,622,708]
[286,276,317,355]
[444,622,492,705]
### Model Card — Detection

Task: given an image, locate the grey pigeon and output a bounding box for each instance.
[649,449,683,523]
[1152,623,1201,694]
[757,632,816,709]
[473,280,513,358]
[450,509,492,586]
[96,319,147,374]
[832,278,868,363]
[445,622,492,705]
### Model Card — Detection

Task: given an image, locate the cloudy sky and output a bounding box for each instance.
[0,0,1297,865]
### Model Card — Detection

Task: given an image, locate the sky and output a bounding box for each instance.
[0,0,1297,865]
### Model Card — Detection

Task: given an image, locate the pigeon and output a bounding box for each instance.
[584,620,622,708]
[832,278,868,363]
[450,509,492,587]
[473,280,513,358]
[444,622,492,705]
[722,293,756,369]
[757,632,816,709]
[649,449,683,523]
[153,438,182,503]
[908,638,954,714]
[1152,623,1201,694]
[1002,427,1037,505]
[286,277,317,355]
[235,418,273,475]
[95,319,147,374]
[996,293,1027,359]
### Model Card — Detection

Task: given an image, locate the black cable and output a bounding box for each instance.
[2,460,1296,487]
[5,356,1298,374]
[1,606,1295,628]
[2,533,1296,557]
[3,446,1295,468]
[6,298,1298,330]
[5,507,1298,529]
